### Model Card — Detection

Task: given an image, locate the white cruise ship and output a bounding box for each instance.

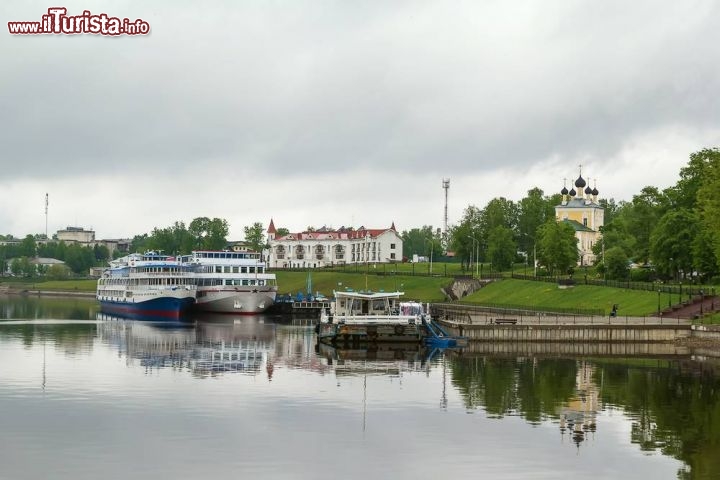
[180,250,277,314]
[96,252,197,319]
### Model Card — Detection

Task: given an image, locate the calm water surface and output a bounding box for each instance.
[1,296,719,480]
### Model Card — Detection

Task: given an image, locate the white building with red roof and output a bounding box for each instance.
[266,219,403,268]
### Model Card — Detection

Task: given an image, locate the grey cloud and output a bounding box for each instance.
[1,0,719,181]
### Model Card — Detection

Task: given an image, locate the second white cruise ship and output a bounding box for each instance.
[180,250,277,314]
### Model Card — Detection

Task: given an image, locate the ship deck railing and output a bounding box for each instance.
[334,315,421,325]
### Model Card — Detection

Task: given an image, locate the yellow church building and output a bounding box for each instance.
[555,170,604,266]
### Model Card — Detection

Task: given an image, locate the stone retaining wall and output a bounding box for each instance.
[438,320,691,343]
[455,341,690,357]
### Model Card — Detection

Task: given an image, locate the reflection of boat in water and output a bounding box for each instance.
[97,313,275,376]
[316,342,435,375]
[191,316,276,373]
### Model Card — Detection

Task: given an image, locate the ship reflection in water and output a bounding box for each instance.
[316,341,440,375]
[97,312,275,377]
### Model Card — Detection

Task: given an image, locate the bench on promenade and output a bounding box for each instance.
[492,318,518,325]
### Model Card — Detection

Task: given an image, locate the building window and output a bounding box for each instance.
[390,253,396,259]
[390,243,396,249]
[583,218,588,226]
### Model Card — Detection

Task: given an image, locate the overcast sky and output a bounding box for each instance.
[2,0,719,240]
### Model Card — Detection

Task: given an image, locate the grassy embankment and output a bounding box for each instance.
[1,278,97,292]
[462,279,670,317]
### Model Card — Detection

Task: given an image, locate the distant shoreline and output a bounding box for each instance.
[0,287,96,299]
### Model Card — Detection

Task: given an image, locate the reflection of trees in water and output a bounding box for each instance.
[452,355,720,479]
[594,361,720,480]
[450,357,577,421]
[0,296,98,320]
[0,323,96,352]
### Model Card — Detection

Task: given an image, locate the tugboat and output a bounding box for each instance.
[316,290,466,347]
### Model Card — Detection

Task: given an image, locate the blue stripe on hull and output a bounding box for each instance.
[100,297,195,320]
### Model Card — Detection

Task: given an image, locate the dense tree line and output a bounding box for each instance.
[594,148,720,282]
[448,188,564,273]
[0,235,109,277]
[1,216,233,277]
[444,147,720,282]
[130,217,230,255]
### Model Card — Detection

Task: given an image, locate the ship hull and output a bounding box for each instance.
[99,296,195,319]
[194,288,277,314]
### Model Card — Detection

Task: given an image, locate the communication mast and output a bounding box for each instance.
[45,193,49,239]
[442,178,450,243]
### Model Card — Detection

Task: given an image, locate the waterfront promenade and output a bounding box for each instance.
[432,302,692,326]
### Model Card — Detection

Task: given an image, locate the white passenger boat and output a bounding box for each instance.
[96,252,196,319]
[316,290,429,344]
[180,250,278,314]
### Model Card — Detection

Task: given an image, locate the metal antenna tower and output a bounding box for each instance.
[442,178,450,241]
[45,193,48,239]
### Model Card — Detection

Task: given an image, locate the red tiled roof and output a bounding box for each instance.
[274,224,396,242]
[267,218,276,234]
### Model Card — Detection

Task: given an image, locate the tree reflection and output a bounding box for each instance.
[450,355,720,479]
[451,357,577,420]
[594,361,720,480]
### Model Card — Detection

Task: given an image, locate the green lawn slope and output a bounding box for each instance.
[275,271,450,303]
[461,279,663,316]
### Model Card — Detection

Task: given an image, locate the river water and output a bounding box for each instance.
[1,296,718,480]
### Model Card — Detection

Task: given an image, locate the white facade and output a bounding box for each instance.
[266,223,403,269]
[57,226,95,244]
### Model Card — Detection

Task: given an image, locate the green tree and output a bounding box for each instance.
[10,258,23,276]
[63,244,95,274]
[19,235,36,257]
[517,188,554,265]
[401,226,436,258]
[130,234,150,253]
[537,220,578,275]
[691,228,719,281]
[10,256,35,277]
[449,205,482,269]
[649,209,697,280]
[47,263,71,280]
[487,226,516,271]
[696,150,720,271]
[243,222,265,252]
[604,246,629,281]
[621,187,669,264]
[668,148,720,210]
[148,221,193,254]
[93,244,110,263]
[276,227,290,237]
[597,198,620,226]
[189,217,229,251]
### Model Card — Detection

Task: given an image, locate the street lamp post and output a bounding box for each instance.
[711,287,716,310]
[657,288,661,316]
[467,235,480,278]
[430,242,433,275]
[466,236,474,276]
[679,281,682,304]
[520,233,537,278]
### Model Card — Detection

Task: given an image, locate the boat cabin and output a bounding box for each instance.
[331,291,405,316]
